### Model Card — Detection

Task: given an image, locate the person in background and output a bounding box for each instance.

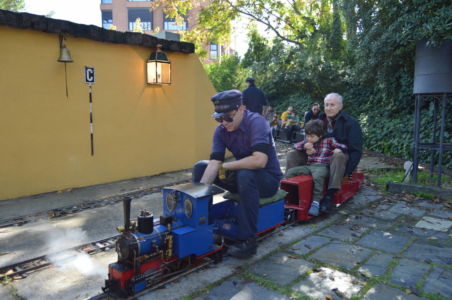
[280,106,294,128]
[192,90,283,259]
[242,77,268,115]
[285,112,300,143]
[285,93,363,210]
[264,105,275,122]
[270,113,280,138]
[286,120,347,215]
[304,103,323,126]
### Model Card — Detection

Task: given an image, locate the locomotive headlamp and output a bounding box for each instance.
[184,199,193,218]
[166,191,177,212]
[147,44,171,85]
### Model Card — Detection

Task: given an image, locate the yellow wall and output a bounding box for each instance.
[0,26,217,200]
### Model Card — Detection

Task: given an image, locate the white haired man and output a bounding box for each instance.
[286,93,363,213]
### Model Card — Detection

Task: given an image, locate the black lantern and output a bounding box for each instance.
[147,44,171,85]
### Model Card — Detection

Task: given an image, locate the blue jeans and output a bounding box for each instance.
[192,160,280,240]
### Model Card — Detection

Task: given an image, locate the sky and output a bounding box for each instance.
[24,0,101,27]
[23,0,252,56]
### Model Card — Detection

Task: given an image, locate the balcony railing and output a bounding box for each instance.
[102,21,113,29]
[128,21,152,31]
[164,21,187,31]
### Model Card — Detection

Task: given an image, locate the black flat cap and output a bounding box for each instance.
[245,77,255,83]
[211,89,242,117]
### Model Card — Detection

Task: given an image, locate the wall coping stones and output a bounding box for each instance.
[0,9,195,53]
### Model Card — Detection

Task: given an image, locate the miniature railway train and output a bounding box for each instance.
[102,173,364,298]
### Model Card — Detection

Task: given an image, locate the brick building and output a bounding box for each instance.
[100,0,230,61]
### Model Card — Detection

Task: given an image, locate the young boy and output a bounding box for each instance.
[285,120,347,216]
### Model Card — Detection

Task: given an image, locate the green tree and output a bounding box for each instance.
[0,0,24,11]
[205,54,245,92]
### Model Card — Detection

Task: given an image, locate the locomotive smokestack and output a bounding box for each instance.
[123,196,132,231]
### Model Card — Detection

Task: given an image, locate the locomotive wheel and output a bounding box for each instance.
[284,208,296,223]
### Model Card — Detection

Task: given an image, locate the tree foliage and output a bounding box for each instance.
[0,0,24,11]
[204,54,246,92]
[202,0,451,166]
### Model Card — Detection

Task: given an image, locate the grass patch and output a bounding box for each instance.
[367,169,452,193]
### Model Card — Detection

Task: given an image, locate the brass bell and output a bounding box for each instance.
[57,34,73,63]
[58,46,73,63]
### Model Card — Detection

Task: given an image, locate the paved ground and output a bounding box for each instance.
[0,145,451,300]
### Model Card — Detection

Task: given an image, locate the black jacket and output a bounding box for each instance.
[242,84,267,114]
[320,111,363,176]
[304,110,324,125]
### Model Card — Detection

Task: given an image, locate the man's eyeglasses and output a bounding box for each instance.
[214,110,237,123]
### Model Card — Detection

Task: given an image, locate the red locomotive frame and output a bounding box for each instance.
[282,172,364,221]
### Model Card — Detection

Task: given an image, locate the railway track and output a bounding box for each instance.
[0,179,192,229]
[0,235,119,280]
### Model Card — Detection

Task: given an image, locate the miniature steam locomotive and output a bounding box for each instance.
[103,173,364,298]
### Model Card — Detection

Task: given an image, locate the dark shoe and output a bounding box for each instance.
[320,195,333,214]
[228,239,257,259]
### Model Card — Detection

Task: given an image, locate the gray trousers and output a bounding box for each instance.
[285,150,349,190]
[285,164,329,202]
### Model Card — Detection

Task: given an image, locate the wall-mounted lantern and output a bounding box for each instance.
[147,44,171,85]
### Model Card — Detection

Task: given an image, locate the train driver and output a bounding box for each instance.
[192,89,283,259]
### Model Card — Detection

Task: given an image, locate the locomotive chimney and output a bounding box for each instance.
[123,196,132,231]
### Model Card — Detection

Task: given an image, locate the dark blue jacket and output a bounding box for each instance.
[320,111,363,176]
[242,84,267,114]
[304,110,324,125]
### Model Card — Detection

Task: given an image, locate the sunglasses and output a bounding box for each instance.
[214,110,237,123]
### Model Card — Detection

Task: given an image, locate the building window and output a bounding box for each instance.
[210,43,218,60]
[101,0,112,4]
[128,8,152,31]
[102,10,113,29]
[164,14,187,31]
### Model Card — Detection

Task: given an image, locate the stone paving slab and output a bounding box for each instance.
[404,241,452,265]
[423,267,452,298]
[289,235,331,255]
[310,241,372,270]
[356,230,411,253]
[359,186,381,196]
[364,284,428,300]
[0,285,15,300]
[291,267,365,299]
[428,207,452,219]
[194,278,290,300]
[358,252,394,277]
[341,215,393,230]
[248,252,314,286]
[417,201,444,210]
[390,258,430,288]
[415,216,452,232]
[345,194,383,209]
[391,224,450,241]
[318,223,369,242]
[388,202,426,218]
[361,203,403,220]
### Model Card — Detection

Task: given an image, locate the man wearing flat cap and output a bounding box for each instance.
[192,89,283,259]
[242,77,268,115]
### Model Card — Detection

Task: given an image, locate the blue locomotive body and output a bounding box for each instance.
[104,182,285,297]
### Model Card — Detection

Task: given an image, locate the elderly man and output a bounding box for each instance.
[192,90,283,259]
[286,93,362,212]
